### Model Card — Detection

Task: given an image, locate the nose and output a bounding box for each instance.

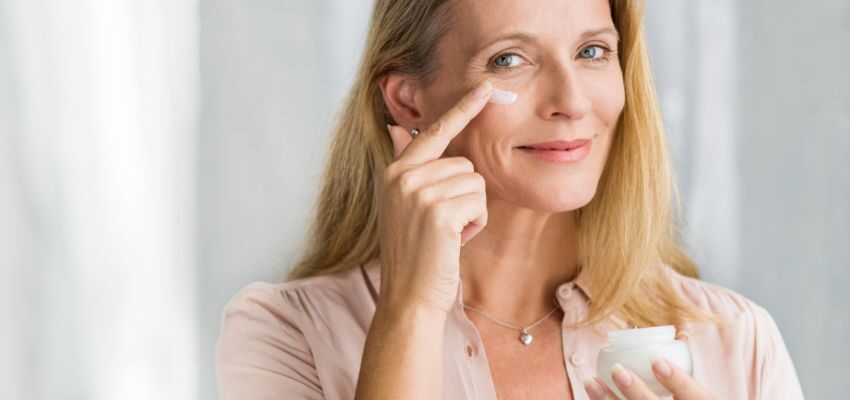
[539,62,592,120]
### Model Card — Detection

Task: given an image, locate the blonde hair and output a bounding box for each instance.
[286,0,723,329]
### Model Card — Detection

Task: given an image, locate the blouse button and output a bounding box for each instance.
[569,353,584,367]
[465,344,476,357]
[557,284,573,300]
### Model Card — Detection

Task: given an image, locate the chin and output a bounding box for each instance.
[503,180,600,212]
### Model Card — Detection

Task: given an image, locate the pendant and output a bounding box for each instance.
[519,329,533,346]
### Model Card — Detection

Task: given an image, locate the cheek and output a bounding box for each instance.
[474,105,528,145]
[444,103,527,165]
[589,74,626,127]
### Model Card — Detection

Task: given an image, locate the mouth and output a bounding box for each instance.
[516,139,591,151]
[515,138,592,163]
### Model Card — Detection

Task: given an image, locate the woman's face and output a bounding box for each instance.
[419,0,625,212]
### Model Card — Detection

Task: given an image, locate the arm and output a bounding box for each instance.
[750,303,806,400]
[354,301,448,399]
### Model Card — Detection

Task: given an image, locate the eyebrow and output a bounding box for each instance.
[475,27,620,52]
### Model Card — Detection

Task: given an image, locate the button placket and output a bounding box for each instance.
[560,303,591,400]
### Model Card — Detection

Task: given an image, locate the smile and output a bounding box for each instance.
[515,139,592,163]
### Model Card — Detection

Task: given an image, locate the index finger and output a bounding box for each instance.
[652,358,714,399]
[397,80,492,165]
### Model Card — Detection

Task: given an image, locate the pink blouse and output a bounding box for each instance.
[215,258,805,399]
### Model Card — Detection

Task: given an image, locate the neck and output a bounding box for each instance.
[459,196,580,324]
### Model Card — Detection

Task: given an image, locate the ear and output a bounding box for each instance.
[379,74,425,131]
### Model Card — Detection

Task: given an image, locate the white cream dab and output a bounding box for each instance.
[489,87,518,105]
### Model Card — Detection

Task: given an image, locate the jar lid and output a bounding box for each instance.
[607,325,676,347]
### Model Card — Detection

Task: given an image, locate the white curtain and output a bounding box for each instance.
[645,0,740,287]
[0,0,198,399]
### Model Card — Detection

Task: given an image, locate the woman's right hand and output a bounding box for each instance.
[377,80,493,314]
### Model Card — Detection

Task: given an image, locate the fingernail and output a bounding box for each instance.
[490,87,517,105]
[653,358,673,377]
[611,363,632,387]
[472,80,492,99]
[583,378,606,398]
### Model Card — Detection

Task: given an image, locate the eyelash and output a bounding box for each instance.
[489,45,615,72]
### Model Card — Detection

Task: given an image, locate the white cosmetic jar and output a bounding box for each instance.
[596,325,692,399]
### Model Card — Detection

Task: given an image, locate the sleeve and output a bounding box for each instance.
[215,282,325,400]
[749,302,806,400]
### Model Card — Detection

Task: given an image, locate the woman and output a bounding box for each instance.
[215,0,805,399]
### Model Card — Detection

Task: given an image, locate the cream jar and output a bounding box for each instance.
[596,325,692,399]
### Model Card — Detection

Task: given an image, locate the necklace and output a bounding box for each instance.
[463,298,561,346]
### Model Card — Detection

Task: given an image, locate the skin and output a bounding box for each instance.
[389,0,623,324]
[374,0,703,399]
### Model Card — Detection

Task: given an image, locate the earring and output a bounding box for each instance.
[409,128,420,138]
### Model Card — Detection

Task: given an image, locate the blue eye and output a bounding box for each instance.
[579,45,612,63]
[490,53,525,71]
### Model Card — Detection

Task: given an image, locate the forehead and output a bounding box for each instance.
[446,0,615,53]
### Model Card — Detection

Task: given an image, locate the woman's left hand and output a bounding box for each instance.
[583,358,715,400]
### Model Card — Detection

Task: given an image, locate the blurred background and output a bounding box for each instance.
[1,0,847,398]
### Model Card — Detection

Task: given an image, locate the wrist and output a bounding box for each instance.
[375,297,450,326]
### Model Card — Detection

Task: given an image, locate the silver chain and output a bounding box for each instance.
[463,297,561,332]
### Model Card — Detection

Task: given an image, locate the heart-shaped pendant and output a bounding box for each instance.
[519,330,533,346]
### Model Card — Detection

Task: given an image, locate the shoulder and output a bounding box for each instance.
[218,278,323,331]
[662,266,784,355]
[215,265,374,399]
[223,273,344,313]
[664,266,769,322]
[663,267,804,399]
[215,272,349,359]
[219,264,372,333]
[218,279,320,330]
[664,264,790,343]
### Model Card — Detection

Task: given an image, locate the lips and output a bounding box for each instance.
[516,138,593,163]
[517,139,590,151]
